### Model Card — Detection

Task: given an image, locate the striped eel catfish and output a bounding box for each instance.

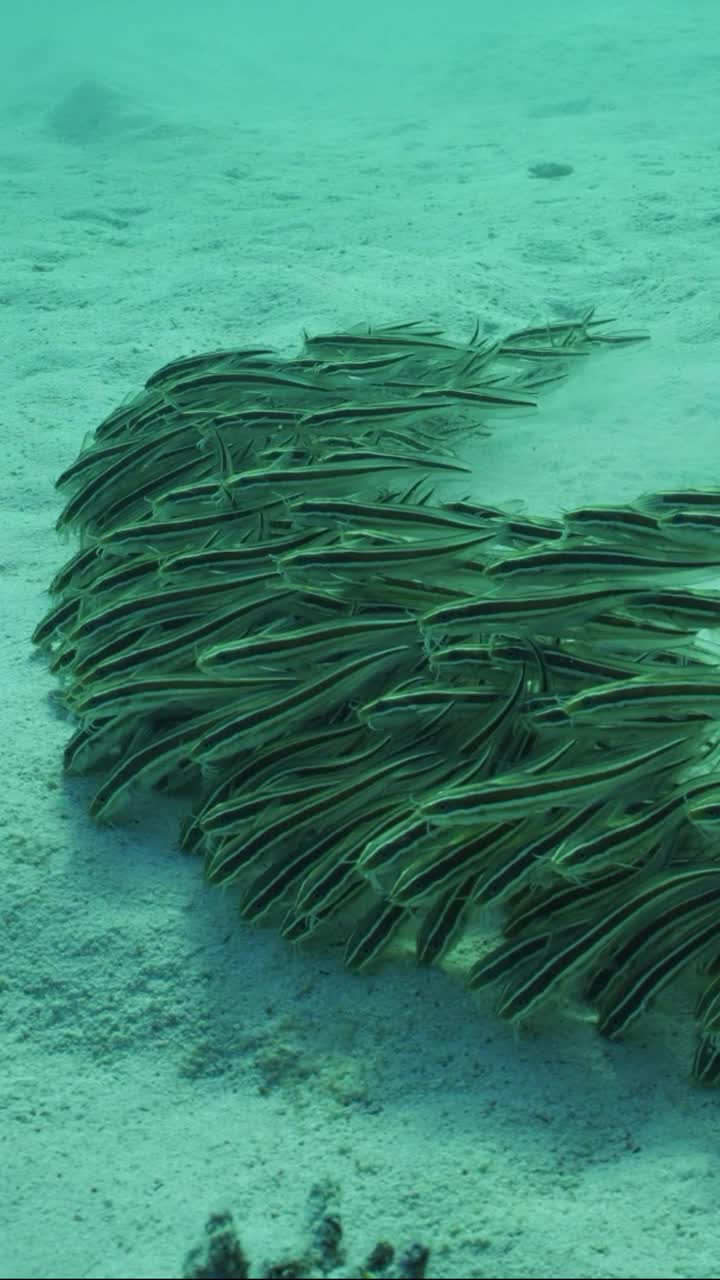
[36,309,720,1084]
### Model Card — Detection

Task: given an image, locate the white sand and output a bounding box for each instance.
[4,2,720,1276]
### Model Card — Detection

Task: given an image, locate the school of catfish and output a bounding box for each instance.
[34,310,720,1085]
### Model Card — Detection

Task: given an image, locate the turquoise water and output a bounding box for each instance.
[4,4,720,1277]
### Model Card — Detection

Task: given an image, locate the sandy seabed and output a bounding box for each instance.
[3,3,720,1276]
